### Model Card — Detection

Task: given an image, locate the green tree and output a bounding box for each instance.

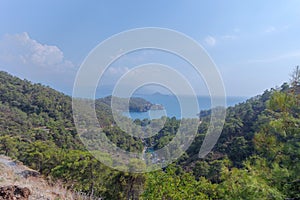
[0,135,18,157]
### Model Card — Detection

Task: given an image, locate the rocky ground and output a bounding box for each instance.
[0,155,87,200]
[0,185,31,200]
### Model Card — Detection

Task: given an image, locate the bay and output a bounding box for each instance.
[122,93,248,120]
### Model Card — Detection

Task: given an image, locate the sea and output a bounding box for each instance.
[122,93,248,120]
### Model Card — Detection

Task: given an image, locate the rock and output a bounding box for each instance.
[0,185,31,200]
[19,170,40,178]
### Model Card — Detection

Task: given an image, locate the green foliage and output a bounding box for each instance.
[0,70,299,199]
[0,71,146,198]
[51,150,114,197]
[220,167,284,199]
[105,172,146,200]
[97,95,160,112]
[252,90,300,198]
[142,165,219,200]
[0,135,18,158]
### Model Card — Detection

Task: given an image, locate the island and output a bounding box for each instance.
[96,95,164,112]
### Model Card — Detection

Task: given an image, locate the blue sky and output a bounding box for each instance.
[0,0,299,97]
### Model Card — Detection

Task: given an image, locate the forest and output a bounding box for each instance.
[0,69,299,199]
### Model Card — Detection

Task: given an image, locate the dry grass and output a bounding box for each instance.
[0,155,94,200]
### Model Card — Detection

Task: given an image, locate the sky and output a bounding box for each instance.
[0,0,299,97]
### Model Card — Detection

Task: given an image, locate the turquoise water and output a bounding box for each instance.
[123,94,248,120]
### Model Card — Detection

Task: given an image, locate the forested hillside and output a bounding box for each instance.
[0,70,299,199]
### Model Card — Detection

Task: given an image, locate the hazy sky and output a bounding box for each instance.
[0,0,299,97]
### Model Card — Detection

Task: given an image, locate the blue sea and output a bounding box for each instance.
[123,93,248,120]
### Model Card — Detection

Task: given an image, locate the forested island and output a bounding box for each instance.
[97,95,164,113]
[0,69,299,199]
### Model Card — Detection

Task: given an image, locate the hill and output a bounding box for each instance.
[0,70,299,199]
[97,95,163,112]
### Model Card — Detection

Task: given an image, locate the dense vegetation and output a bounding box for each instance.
[98,95,163,112]
[0,69,299,199]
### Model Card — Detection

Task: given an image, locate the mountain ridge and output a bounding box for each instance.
[0,70,299,199]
